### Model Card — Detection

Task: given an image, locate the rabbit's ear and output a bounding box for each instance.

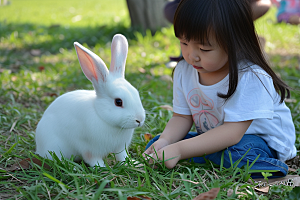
[74,42,109,83]
[110,34,128,78]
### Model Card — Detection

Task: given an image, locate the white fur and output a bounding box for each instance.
[35,34,145,167]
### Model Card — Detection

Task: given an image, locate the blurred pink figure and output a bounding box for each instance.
[273,0,300,24]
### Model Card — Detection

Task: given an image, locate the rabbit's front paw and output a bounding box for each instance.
[115,150,128,162]
[84,155,105,167]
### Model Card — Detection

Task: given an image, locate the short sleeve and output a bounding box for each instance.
[172,61,192,115]
[224,68,278,122]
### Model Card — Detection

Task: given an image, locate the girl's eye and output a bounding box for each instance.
[200,48,211,52]
[180,42,187,46]
[115,98,123,107]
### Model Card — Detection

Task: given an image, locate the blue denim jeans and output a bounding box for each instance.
[145,133,288,179]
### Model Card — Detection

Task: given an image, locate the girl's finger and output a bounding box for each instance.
[143,146,154,158]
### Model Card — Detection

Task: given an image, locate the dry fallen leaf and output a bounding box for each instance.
[193,188,220,200]
[255,186,269,193]
[5,158,50,172]
[144,133,153,141]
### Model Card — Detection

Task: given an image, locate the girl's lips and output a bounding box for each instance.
[193,65,203,70]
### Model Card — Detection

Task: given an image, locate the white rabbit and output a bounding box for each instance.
[35,34,145,167]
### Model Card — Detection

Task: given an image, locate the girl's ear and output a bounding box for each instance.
[109,34,128,78]
[74,42,109,84]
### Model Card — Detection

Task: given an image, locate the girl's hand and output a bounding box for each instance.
[144,141,181,169]
[151,144,181,169]
[143,138,170,158]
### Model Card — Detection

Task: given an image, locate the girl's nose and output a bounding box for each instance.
[190,53,200,62]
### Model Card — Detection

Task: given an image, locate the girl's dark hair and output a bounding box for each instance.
[173,0,290,103]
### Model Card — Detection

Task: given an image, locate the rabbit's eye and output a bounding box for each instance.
[115,98,123,107]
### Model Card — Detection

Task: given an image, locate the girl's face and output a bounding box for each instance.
[178,34,229,85]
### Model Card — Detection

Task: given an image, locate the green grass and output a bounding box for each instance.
[1,1,300,199]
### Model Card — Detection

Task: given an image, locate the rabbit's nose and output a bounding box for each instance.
[136,120,141,126]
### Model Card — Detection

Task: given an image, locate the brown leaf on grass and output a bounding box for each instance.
[255,186,269,193]
[5,159,30,171]
[29,158,51,169]
[5,158,51,172]
[144,133,153,141]
[193,188,220,200]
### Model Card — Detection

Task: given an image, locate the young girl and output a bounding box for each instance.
[144,0,297,178]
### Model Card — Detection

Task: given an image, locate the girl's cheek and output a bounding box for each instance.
[202,59,213,66]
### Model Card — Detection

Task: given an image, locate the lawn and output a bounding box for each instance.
[0,0,300,199]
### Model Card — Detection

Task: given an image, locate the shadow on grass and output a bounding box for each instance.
[0,21,141,51]
[0,21,168,79]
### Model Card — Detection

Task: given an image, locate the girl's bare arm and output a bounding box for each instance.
[178,120,252,158]
[159,112,194,144]
[154,120,252,168]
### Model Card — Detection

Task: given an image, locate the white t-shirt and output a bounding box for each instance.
[173,60,296,161]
